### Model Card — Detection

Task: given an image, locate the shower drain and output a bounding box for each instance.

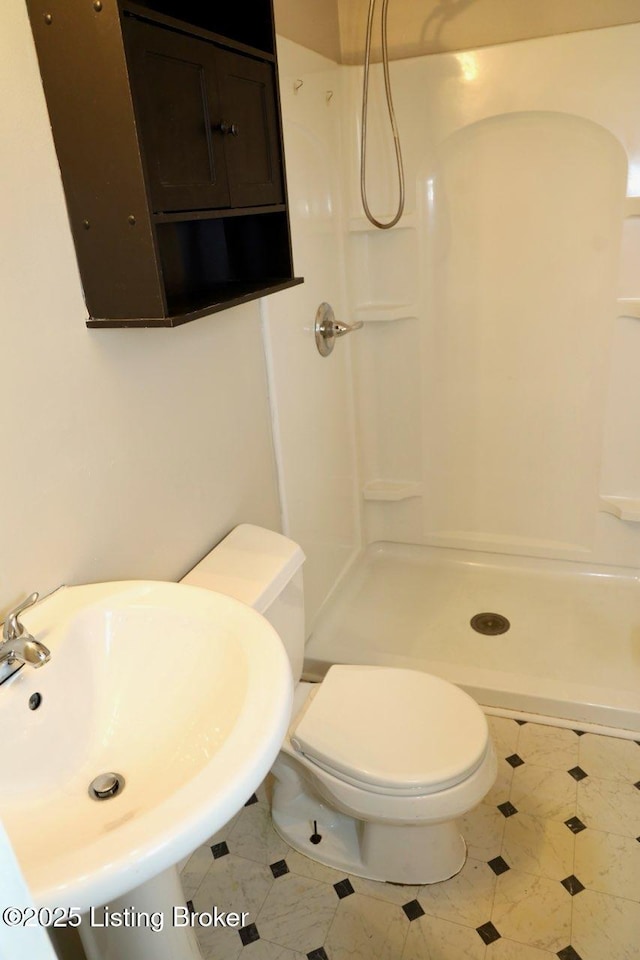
[470,612,510,636]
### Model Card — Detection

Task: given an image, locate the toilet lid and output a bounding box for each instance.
[291,665,489,796]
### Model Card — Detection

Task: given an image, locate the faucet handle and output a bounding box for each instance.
[3,592,39,643]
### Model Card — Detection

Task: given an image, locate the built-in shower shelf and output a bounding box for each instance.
[363,480,423,501]
[348,213,417,233]
[599,496,640,522]
[616,299,640,319]
[353,303,418,323]
[624,197,640,217]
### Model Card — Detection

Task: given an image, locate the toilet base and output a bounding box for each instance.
[271,784,467,885]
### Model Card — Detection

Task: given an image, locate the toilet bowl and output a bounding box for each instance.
[181,524,497,885]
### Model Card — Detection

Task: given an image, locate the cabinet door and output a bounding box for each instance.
[124,18,230,212]
[216,49,284,207]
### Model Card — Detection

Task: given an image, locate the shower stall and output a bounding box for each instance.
[262,23,640,735]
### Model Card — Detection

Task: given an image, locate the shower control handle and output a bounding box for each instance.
[315,302,363,357]
[333,318,364,338]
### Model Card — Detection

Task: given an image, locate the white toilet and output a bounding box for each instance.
[182,524,497,885]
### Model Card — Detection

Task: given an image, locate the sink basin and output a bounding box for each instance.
[0,581,292,916]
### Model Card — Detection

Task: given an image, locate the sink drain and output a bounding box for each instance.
[470,612,510,636]
[88,772,125,801]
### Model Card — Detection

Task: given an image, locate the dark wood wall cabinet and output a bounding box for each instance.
[26,0,303,327]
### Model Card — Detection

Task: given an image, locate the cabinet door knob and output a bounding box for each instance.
[214,120,240,136]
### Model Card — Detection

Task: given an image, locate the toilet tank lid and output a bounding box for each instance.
[180,524,305,614]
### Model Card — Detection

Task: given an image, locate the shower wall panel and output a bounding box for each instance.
[425,113,625,555]
[262,38,361,633]
[345,24,640,566]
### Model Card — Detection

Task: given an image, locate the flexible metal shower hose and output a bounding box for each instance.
[360,0,406,229]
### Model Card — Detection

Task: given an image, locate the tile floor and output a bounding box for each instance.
[181,717,640,960]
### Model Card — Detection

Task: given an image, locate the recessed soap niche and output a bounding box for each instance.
[347,217,419,318]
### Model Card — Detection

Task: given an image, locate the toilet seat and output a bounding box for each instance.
[290,665,489,797]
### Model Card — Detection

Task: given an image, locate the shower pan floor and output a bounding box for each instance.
[304,542,640,735]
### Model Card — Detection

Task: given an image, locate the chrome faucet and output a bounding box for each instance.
[0,593,50,683]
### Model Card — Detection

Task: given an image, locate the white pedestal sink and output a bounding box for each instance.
[0,581,293,960]
[80,867,202,960]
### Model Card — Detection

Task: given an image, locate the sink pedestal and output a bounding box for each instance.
[79,867,202,960]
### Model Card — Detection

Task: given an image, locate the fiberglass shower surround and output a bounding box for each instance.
[268,23,640,734]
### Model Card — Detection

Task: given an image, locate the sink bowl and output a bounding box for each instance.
[0,581,292,915]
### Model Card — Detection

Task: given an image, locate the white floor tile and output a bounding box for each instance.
[483,758,514,807]
[491,869,571,953]
[240,941,306,960]
[195,923,243,960]
[180,843,214,899]
[501,812,575,881]
[579,734,640,783]
[516,723,579,770]
[193,854,274,918]
[487,716,520,758]
[401,912,487,960]
[228,799,290,865]
[324,892,408,960]
[510,764,577,822]
[572,888,640,960]
[575,828,640,901]
[256,871,338,954]
[461,803,506,861]
[417,857,496,928]
[577,777,640,838]
[284,848,346,886]
[485,938,555,959]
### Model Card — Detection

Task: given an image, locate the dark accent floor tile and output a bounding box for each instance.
[505,753,525,768]
[497,801,518,818]
[634,781,640,791]
[476,921,501,945]
[565,816,587,835]
[557,947,583,960]
[186,900,194,916]
[333,878,355,899]
[245,793,259,806]
[515,719,528,726]
[568,766,588,782]
[211,841,229,859]
[402,899,425,921]
[573,730,586,737]
[270,859,289,878]
[561,875,585,896]
[488,856,510,876]
[307,949,329,960]
[239,923,260,946]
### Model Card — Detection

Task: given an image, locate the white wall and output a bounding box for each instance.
[262,39,361,631]
[344,23,640,568]
[0,0,281,617]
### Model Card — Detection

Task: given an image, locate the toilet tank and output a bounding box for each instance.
[180,524,306,682]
